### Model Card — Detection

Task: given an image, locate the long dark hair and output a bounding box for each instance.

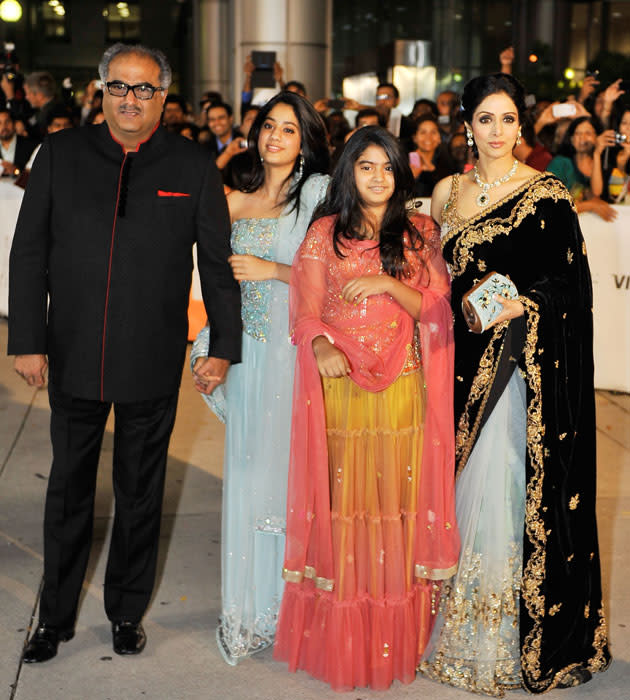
[242,92,329,214]
[312,126,423,279]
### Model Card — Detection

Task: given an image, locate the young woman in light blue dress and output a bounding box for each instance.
[191,92,329,665]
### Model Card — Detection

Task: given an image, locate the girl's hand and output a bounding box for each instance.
[312,336,351,378]
[342,275,392,304]
[486,295,525,328]
[594,129,617,155]
[228,254,276,281]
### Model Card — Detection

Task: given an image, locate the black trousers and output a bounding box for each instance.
[40,383,179,630]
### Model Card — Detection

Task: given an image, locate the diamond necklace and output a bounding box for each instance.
[473,159,519,207]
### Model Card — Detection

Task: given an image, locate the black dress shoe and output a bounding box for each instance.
[23,623,75,663]
[111,621,146,655]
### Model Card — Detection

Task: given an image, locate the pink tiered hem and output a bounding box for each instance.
[275,580,434,692]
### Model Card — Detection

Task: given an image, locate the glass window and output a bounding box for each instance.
[40,0,70,41]
[103,2,141,42]
[607,2,630,55]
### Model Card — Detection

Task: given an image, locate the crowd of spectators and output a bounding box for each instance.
[1,43,628,215]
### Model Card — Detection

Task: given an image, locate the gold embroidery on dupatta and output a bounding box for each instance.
[417,543,523,696]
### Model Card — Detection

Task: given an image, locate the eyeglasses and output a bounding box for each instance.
[105,81,165,100]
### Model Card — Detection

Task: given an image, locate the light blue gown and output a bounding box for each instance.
[191,174,329,664]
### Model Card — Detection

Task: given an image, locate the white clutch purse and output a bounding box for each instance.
[461,272,518,333]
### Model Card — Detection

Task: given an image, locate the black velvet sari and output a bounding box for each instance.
[425,172,611,693]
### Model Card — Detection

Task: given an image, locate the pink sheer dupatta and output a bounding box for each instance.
[274,215,459,686]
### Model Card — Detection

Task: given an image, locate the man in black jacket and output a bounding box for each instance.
[8,43,241,663]
[0,107,36,175]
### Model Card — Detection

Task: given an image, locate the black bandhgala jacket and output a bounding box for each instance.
[8,122,241,403]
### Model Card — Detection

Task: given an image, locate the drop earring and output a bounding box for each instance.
[296,153,304,180]
[516,127,522,146]
[466,128,474,148]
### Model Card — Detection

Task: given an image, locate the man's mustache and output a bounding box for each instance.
[118,104,142,114]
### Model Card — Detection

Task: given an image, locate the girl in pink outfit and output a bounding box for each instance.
[274,126,459,691]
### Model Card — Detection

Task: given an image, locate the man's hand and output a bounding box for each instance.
[343,98,362,111]
[2,159,17,176]
[215,138,247,170]
[312,98,329,113]
[244,54,255,77]
[192,356,230,395]
[14,354,48,388]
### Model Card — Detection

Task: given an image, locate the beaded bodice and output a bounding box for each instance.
[231,217,277,341]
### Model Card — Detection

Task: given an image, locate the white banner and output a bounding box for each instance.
[0,182,24,318]
[580,207,630,392]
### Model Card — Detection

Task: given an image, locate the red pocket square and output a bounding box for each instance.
[157,190,191,197]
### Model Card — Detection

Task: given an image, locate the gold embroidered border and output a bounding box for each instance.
[282,566,335,592]
[455,323,508,477]
[442,172,558,247]
[282,567,303,584]
[443,175,575,279]
[519,300,547,685]
[415,562,458,580]
[587,607,611,674]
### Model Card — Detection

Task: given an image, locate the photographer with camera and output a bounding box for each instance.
[0,43,30,122]
[23,71,59,141]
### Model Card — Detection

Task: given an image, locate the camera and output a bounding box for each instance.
[327,98,345,111]
[615,132,628,145]
[1,42,17,74]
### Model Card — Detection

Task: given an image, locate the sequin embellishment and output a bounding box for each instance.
[231,218,277,341]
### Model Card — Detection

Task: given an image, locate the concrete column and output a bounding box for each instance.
[231,0,331,112]
[195,0,232,103]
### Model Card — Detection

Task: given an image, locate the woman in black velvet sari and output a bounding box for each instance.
[419,74,611,696]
